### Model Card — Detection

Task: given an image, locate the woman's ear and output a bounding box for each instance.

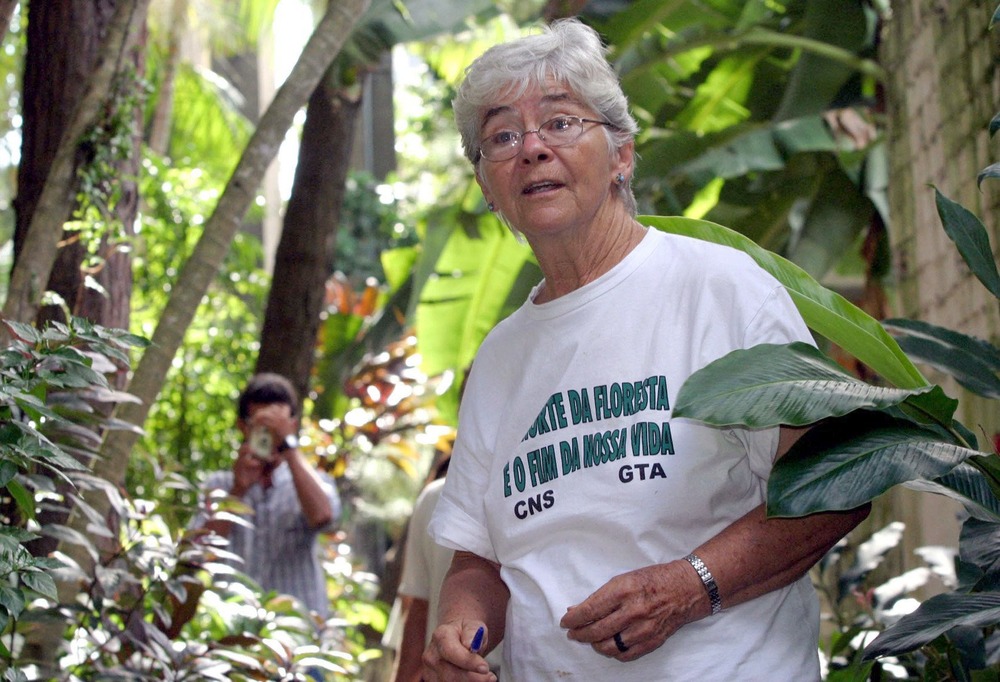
[614,139,635,180]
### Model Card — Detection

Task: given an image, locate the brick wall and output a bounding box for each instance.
[876,0,1000,571]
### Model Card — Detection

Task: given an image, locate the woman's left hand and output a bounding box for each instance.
[559,560,705,661]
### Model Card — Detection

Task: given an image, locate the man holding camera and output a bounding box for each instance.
[197,373,341,618]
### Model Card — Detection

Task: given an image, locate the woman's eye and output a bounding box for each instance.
[548,117,573,131]
[491,130,518,144]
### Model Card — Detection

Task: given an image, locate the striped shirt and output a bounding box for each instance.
[200,464,340,617]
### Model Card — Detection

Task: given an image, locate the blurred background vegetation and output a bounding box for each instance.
[0,0,997,679]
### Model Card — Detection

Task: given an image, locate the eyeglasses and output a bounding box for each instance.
[478,116,616,162]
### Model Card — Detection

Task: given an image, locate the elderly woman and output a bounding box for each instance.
[424,18,868,681]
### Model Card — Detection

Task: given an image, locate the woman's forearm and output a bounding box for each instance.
[688,502,870,615]
[437,551,510,653]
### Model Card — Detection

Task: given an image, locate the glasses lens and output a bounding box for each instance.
[479,117,589,161]
[540,117,584,145]
[481,130,520,161]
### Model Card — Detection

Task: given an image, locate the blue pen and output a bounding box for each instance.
[470,625,485,654]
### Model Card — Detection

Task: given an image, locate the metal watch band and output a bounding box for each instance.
[684,553,722,615]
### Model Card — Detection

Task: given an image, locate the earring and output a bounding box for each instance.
[616,173,626,185]
[488,202,496,211]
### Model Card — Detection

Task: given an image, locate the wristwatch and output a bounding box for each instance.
[277,433,299,453]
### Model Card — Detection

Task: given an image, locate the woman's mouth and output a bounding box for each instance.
[523,181,562,195]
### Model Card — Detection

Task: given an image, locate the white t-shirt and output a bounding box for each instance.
[429,228,821,680]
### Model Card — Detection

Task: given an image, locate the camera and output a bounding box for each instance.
[248,427,273,460]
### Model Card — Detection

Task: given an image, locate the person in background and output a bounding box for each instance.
[386,455,501,682]
[421,18,870,681]
[196,372,341,619]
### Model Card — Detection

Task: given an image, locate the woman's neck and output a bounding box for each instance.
[530,212,647,303]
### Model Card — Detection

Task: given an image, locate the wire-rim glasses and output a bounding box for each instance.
[478,116,616,162]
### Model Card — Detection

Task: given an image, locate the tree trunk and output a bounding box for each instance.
[147,0,187,155]
[85,0,371,546]
[11,0,142,564]
[255,69,363,407]
[18,0,140,336]
[2,0,148,337]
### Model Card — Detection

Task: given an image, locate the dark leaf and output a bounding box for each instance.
[989,111,1000,136]
[0,587,25,619]
[905,463,1000,523]
[884,318,1000,399]
[863,592,1000,659]
[768,410,981,517]
[934,187,1000,298]
[977,161,1000,188]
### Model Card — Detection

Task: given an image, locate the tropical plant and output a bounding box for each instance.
[0,314,388,679]
[0,316,147,677]
[653,32,1000,673]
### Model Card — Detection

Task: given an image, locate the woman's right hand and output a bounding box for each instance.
[421,621,496,682]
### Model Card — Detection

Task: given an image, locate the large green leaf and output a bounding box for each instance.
[786,166,873,279]
[415,213,538,378]
[767,410,981,517]
[672,342,939,428]
[934,187,1000,299]
[771,0,873,122]
[641,215,927,388]
[905,464,1000,524]
[862,592,1000,660]
[883,318,1000,400]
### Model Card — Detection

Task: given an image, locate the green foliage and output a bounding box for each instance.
[665,68,1000,675]
[0,316,147,676]
[129,152,269,522]
[599,0,886,283]
[51,484,377,681]
[336,172,416,289]
[0,316,381,678]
